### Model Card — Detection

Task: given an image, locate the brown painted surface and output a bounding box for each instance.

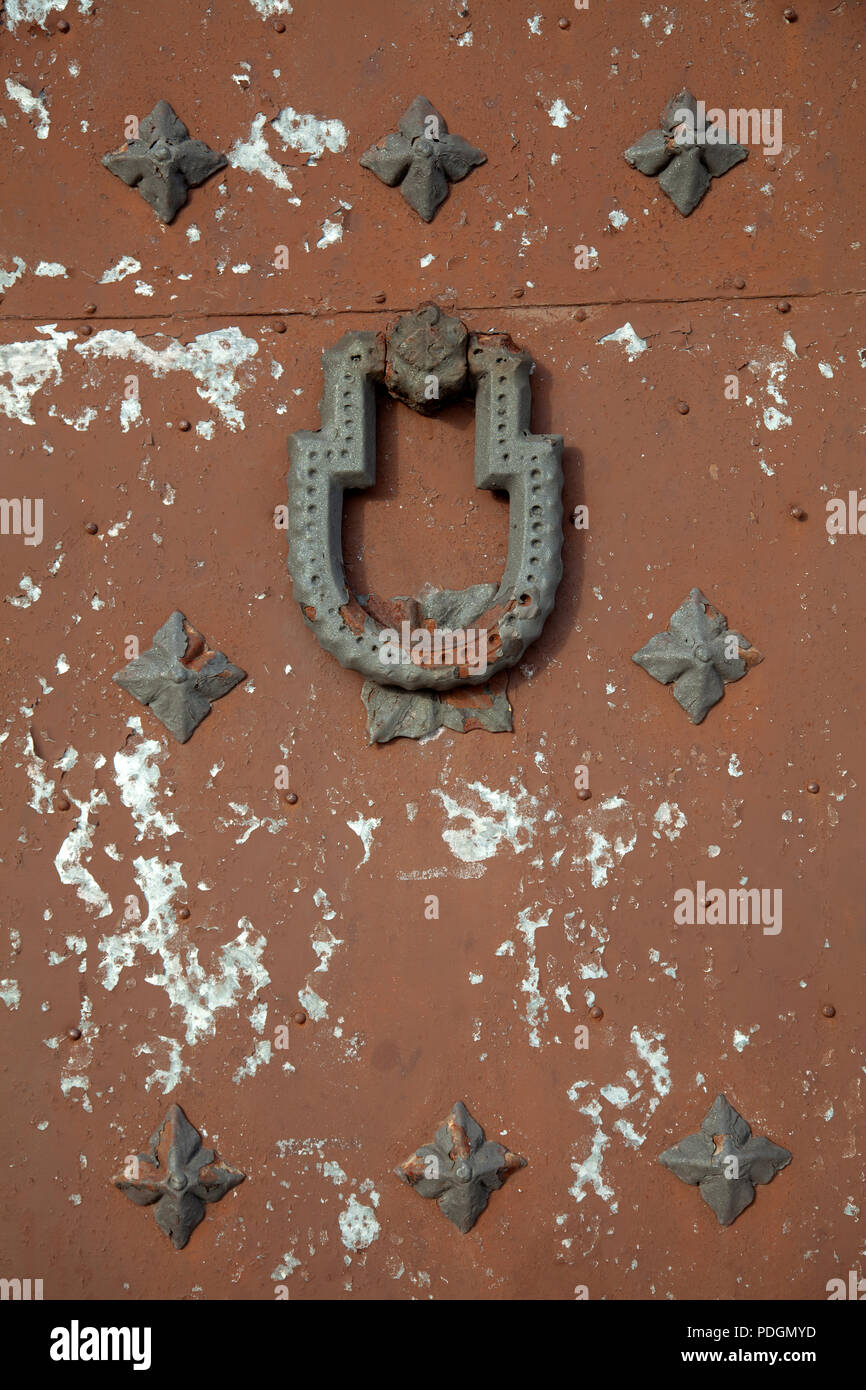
[1,0,864,1303]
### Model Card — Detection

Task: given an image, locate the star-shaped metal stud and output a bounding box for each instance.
[658,1094,791,1226]
[102,100,227,223]
[632,587,762,723]
[112,1104,244,1250]
[623,90,748,215]
[395,1100,526,1233]
[360,96,486,222]
[113,610,246,743]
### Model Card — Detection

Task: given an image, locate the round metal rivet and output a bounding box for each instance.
[574,308,587,322]
[791,506,805,519]
[79,324,92,337]
[285,791,298,805]
[807,781,819,794]
[84,521,98,534]
[292,1010,307,1025]
[783,6,798,20]
[677,401,690,415]
[373,292,386,303]
[590,1006,604,1020]
[511,286,525,299]
[273,19,286,31]
[822,1005,836,1018]
[273,320,286,333]
[178,906,190,919]
[84,303,96,315]
[577,788,592,801]
[56,793,71,811]
[559,16,571,27]
[178,419,192,432]
[57,17,70,30]
[776,300,791,313]
[67,1027,82,1039]
[733,276,746,289]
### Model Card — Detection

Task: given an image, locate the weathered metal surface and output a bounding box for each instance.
[623,90,748,216]
[1,0,864,1306]
[658,1093,791,1227]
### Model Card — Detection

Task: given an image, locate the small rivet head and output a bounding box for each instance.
[167,1173,188,1192]
[67,1026,82,1040]
[822,1005,836,1018]
[292,1010,307,1025]
[178,419,191,432]
[577,788,592,801]
[807,781,820,794]
[776,300,791,313]
[677,401,690,415]
[791,505,805,520]
[783,7,798,20]
[590,1006,604,1020]
[694,645,711,663]
[84,521,98,534]
[734,276,746,289]
[454,1161,473,1183]
[284,791,298,805]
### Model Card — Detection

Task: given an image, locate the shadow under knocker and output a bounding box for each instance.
[287,304,564,743]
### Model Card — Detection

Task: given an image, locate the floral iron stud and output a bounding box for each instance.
[113,610,246,742]
[395,1100,526,1233]
[103,100,227,223]
[360,96,486,222]
[623,90,748,216]
[112,1104,244,1250]
[632,587,762,723]
[658,1094,791,1227]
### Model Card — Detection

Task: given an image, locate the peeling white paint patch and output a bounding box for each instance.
[572,797,636,888]
[548,98,576,128]
[528,13,543,34]
[631,1027,670,1095]
[653,801,687,841]
[339,1193,380,1252]
[113,728,180,842]
[217,802,286,845]
[228,113,301,201]
[728,754,743,778]
[733,1024,759,1052]
[599,322,647,361]
[6,79,50,140]
[248,0,292,16]
[5,0,74,26]
[6,575,42,607]
[77,327,259,430]
[0,324,74,425]
[516,906,551,1047]
[272,107,347,162]
[317,218,343,249]
[419,253,436,268]
[348,813,380,864]
[608,209,629,229]
[34,261,67,277]
[0,256,27,291]
[54,790,112,917]
[22,730,54,812]
[569,1125,614,1207]
[433,781,537,862]
[0,980,21,1010]
[99,256,141,284]
[99,856,269,1047]
[233,1039,272,1083]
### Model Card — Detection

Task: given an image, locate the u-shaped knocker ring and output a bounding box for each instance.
[287,304,564,693]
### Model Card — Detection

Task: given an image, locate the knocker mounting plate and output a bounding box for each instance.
[287,305,564,738]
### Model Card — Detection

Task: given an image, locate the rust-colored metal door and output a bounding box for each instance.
[2,0,864,1317]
